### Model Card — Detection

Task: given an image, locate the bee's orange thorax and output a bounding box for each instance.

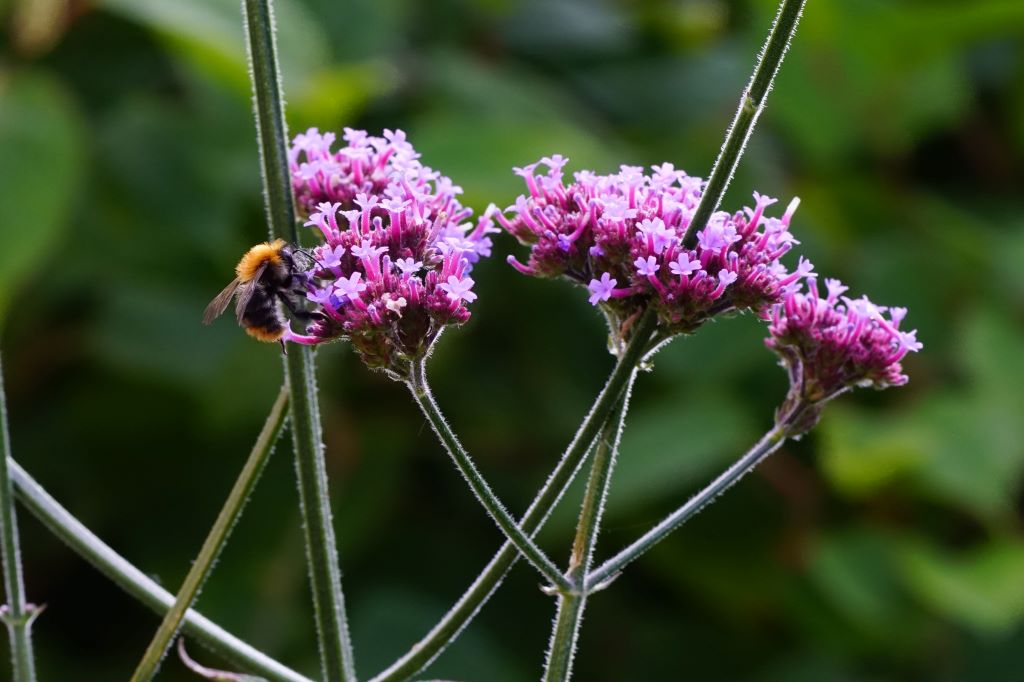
[236,239,286,282]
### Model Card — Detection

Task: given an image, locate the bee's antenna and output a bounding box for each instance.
[295,248,316,261]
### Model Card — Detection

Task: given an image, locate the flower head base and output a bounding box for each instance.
[286,128,496,375]
[499,159,810,344]
[765,277,922,434]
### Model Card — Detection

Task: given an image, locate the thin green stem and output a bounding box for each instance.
[407,361,571,593]
[282,349,355,681]
[543,371,635,682]
[680,0,806,248]
[241,0,355,678]
[241,0,297,244]
[8,458,313,682]
[130,386,289,681]
[584,404,808,591]
[0,353,37,682]
[371,309,659,682]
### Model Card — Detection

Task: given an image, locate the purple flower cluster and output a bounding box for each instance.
[498,157,812,340]
[287,128,496,373]
[765,277,923,432]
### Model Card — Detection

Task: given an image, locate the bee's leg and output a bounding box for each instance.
[279,339,288,355]
[279,293,322,322]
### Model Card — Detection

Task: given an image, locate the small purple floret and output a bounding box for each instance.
[588,273,617,306]
[439,276,478,303]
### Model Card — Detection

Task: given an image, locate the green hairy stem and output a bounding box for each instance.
[130,386,289,681]
[407,360,572,593]
[9,458,313,682]
[372,309,659,681]
[241,0,356,678]
[585,415,795,591]
[680,0,806,248]
[0,354,38,682]
[543,371,635,682]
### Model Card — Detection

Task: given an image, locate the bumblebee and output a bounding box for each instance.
[203,239,313,344]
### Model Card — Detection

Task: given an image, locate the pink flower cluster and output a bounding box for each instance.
[498,157,812,338]
[765,277,922,429]
[288,128,497,373]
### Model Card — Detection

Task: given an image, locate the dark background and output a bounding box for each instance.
[2,0,1023,679]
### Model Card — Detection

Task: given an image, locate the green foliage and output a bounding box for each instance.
[899,538,1024,634]
[0,71,84,320]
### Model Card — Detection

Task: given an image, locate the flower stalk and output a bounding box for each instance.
[371,308,659,682]
[407,360,571,593]
[241,0,356,679]
[543,370,635,682]
[0,353,38,682]
[585,402,807,591]
[8,458,312,682]
[680,0,807,247]
[129,386,289,681]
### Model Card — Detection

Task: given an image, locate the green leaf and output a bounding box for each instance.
[97,0,329,95]
[820,394,1023,524]
[0,70,84,321]
[408,53,624,209]
[898,539,1024,634]
[767,0,1024,166]
[806,529,928,650]
[818,406,928,498]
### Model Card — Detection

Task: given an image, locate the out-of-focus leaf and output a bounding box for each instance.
[806,529,928,651]
[568,48,744,138]
[97,0,328,95]
[301,0,406,61]
[819,406,927,498]
[913,397,1022,523]
[409,53,623,208]
[991,217,1024,302]
[0,70,84,321]
[962,307,1024,408]
[898,539,1024,634]
[913,310,1024,520]
[820,307,1024,522]
[501,0,635,57]
[821,395,1022,523]
[767,0,1024,166]
[290,61,401,132]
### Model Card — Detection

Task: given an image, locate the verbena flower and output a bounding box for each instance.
[498,158,811,342]
[287,128,497,375]
[765,277,923,434]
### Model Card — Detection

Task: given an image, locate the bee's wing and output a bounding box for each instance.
[234,261,269,323]
[203,278,242,325]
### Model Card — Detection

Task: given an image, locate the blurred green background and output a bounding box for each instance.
[2,0,1023,679]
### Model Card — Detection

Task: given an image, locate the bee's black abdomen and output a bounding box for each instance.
[242,287,285,342]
